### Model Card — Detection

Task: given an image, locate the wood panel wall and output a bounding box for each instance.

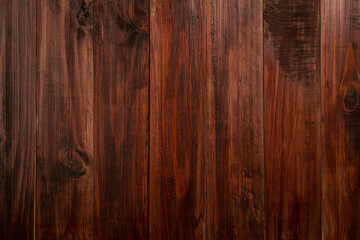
[1,0,360,239]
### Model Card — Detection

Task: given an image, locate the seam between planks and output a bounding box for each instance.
[262,0,266,239]
[148,0,151,238]
[319,0,322,238]
[34,0,38,238]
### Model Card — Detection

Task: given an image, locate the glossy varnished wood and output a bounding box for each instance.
[36,0,94,238]
[0,0,36,239]
[93,0,149,239]
[264,0,321,239]
[207,0,264,239]
[322,0,360,238]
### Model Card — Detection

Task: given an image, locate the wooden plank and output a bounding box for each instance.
[36,0,94,239]
[149,0,208,238]
[264,0,321,239]
[93,0,149,239]
[206,0,264,239]
[322,0,360,238]
[0,0,36,239]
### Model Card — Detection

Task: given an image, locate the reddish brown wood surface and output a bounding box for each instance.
[264,0,321,239]
[36,0,95,239]
[322,0,360,238]
[0,0,36,239]
[93,0,149,239]
[150,0,264,239]
[149,0,208,238]
[2,0,360,239]
[206,0,264,239]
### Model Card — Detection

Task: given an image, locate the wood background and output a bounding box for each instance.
[0,0,359,239]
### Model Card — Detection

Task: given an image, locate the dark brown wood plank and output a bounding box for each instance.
[320,2,343,237]
[149,0,208,238]
[93,0,149,239]
[264,0,321,239]
[322,0,360,238]
[0,0,35,239]
[206,0,264,239]
[36,0,94,239]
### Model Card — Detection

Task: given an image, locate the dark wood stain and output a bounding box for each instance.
[264,0,319,81]
[94,0,149,239]
[350,0,360,30]
[0,0,36,239]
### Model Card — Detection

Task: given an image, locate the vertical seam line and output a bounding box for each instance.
[34,0,37,238]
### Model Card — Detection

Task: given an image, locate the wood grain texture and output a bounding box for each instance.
[36,0,94,239]
[0,0,36,239]
[150,0,264,239]
[3,1,360,239]
[322,0,360,238]
[149,0,208,239]
[93,0,149,239]
[206,0,264,239]
[264,0,321,239]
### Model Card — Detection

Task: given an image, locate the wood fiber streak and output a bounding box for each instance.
[206,0,264,239]
[150,0,208,239]
[93,0,149,239]
[322,0,360,238]
[0,0,35,239]
[36,0,94,239]
[264,0,321,239]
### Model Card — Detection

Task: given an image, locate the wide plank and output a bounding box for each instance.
[93,0,149,239]
[264,0,321,239]
[149,0,208,238]
[206,0,265,239]
[0,0,36,239]
[36,0,94,239]
[322,0,360,238]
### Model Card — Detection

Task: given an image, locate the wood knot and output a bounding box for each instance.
[340,43,360,113]
[194,213,204,228]
[76,1,92,26]
[107,1,149,34]
[344,87,358,111]
[0,131,4,148]
[59,149,89,179]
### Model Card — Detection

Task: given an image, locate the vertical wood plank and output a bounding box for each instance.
[264,0,321,239]
[149,0,208,239]
[321,1,345,238]
[36,0,94,239]
[93,0,149,239]
[206,0,265,239]
[150,0,264,239]
[0,0,36,239]
[322,0,360,238]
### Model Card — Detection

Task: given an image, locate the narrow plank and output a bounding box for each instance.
[322,0,360,238]
[149,0,208,238]
[93,0,149,239]
[36,0,94,239]
[206,0,265,239]
[0,0,36,239]
[264,0,321,239]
